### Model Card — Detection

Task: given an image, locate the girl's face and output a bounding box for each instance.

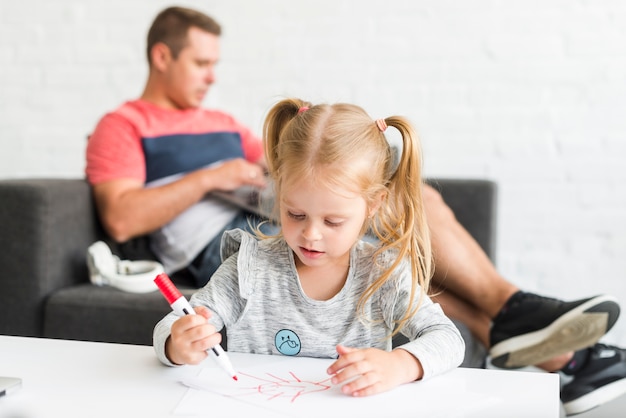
[280,176,369,271]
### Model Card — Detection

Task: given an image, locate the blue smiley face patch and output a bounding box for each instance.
[274,329,301,356]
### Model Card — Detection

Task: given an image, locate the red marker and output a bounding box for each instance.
[155,273,238,381]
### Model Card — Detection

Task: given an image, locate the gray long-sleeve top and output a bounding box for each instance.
[154,229,465,380]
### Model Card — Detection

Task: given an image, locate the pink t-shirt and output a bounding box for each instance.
[86,99,263,185]
[85,99,264,274]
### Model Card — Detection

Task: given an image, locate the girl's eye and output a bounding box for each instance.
[325,220,343,227]
[287,212,305,220]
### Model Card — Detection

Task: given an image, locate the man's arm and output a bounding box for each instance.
[94,158,266,242]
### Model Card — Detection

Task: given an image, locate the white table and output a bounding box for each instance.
[0,335,560,417]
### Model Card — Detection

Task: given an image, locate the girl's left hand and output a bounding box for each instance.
[326,344,424,397]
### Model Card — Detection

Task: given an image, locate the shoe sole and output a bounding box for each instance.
[490,295,620,369]
[563,377,626,416]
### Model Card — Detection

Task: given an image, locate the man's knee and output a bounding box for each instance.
[423,184,456,224]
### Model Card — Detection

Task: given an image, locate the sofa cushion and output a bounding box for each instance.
[44,284,485,367]
[43,284,197,346]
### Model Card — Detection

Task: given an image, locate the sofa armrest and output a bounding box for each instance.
[426,178,498,262]
[0,179,104,337]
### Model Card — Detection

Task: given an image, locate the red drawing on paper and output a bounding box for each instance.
[231,370,333,403]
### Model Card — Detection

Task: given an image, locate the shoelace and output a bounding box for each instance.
[591,343,620,358]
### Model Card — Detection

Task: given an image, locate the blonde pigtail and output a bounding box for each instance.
[263,98,313,177]
[361,116,432,338]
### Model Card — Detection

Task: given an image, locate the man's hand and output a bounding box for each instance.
[209,158,266,191]
[93,158,266,241]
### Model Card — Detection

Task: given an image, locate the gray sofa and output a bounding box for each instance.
[0,177,496,367]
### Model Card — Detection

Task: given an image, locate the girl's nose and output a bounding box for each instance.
[302,222,322,242]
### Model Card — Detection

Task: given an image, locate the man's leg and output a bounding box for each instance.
[423,184,620,369]
[424,185,626,414]
[181,211,279,288]
[423,185,519,318]
[431,284,572,370]
[433,285,626,416]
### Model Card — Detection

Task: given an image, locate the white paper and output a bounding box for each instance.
[174,356,503,418]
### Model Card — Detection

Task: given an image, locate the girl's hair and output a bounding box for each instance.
[146,6,222,64]
[263,97,432,336]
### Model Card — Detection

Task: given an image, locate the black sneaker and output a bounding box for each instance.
[489,292,620,369]
[561,343,626,415]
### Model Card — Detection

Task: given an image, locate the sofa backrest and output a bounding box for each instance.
[0,177,497,339]
[0,179,104,337]
[427,178,497,261]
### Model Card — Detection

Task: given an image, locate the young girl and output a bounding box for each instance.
[153,98,465,397]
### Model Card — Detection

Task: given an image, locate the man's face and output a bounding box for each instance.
[164,27,220,109]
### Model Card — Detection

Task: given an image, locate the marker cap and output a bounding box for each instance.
[154,273,182,304]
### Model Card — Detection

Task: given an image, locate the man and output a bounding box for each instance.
[423,187,626,415]
[85,6,626,415]
[86,7,269,285]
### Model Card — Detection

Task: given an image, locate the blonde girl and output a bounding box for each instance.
[154,98,464,397]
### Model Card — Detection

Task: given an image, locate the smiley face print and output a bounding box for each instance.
[274,329,301,356]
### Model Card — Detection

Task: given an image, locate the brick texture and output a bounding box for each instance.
[1,0,625,345]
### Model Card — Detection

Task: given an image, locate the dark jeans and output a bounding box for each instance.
[175,211,278,288]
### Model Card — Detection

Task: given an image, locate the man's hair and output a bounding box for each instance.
[146,6,222,64]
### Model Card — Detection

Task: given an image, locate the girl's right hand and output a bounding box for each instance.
[165,306,223,365]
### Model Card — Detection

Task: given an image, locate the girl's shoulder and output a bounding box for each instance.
[218,229,290,296]
[220,228,253,259]
[353,240,405,268]
[220,228,288,264]
[353,240,411,288]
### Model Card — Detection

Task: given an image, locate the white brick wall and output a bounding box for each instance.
[1,0,625,345]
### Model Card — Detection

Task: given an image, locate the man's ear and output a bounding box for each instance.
[150,42,172,72]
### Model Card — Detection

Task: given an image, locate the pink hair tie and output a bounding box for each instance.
[375,118,387,132]
[298,106,309,114]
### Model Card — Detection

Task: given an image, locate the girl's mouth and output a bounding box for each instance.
[299,247,324,259]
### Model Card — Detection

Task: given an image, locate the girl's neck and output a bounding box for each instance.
[295,257,350,301]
